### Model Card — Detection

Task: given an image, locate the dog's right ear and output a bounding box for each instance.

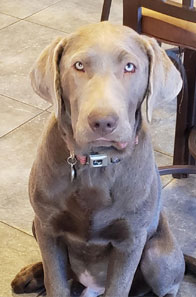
[141,36,182,122]
[30,37,67,117]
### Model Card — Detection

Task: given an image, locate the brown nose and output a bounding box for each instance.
[88,112,119,136]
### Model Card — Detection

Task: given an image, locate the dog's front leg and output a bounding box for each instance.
[34,217,70,297]
[104,230,147,297]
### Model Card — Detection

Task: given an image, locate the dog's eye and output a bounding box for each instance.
[124,63,136,73]
[74,61,85,71]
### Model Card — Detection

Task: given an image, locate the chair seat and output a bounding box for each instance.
[142,8,196,49]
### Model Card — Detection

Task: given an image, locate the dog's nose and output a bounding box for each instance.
[88,112,119,135]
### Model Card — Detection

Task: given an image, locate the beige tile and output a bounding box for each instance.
[0,20,65,109]
[162,175,196,258]
[154,151,173,188]
[161,171,196,297]
[0,95,42,137]
[0,111,50,234]
[106,0,122,23]
[0,0,60,19]
[152,99,177,126]
[178,276,196,297]
[26,0,122,33]
[0,222,40,297]
[26,0,104,33]
[150,100,177,152]
[143,98,177,157]
[0,13,19,29]
[151,113,176,156]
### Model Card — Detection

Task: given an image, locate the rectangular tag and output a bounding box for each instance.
[89,154,108,168]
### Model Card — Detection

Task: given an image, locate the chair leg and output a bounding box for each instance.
[189,127,196,160]
[100,0,112,21]
[173,49,196,178]
[123,0,142,32]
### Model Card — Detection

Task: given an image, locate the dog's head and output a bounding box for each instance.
[30,22,182,155]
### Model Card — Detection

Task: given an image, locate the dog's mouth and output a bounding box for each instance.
[91,138,128,150]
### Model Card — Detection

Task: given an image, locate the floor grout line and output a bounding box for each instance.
[22,0,62,21]
[0,16,69,35]
[0,0,62,32]
[154,149,173,158]
[0,11,21,19]
[0,19,21,31]
[46,106,53,112]
[0,0,61,21]
[162,178,174,189]
[24,18,69,34]
[0,93,46,111]
[0,109,48,139]
[0,16,66,35]
[0,220,33,238]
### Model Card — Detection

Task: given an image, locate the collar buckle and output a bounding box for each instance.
[89,154,108,168]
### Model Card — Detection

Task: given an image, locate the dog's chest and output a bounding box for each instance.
[78,270,105,295]
[51,186,129,243]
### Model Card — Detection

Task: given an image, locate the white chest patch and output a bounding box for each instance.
[79,270,105,296]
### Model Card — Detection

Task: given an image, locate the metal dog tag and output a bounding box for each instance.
[67,155,77,182]
[70,165,76,182]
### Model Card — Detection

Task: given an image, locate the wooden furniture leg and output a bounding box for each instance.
[101,0,112,21]
[173,49,196,178]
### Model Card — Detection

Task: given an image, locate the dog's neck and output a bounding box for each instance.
[66,136,139,182]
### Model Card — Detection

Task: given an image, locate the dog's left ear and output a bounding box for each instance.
[30,37,67,117]
[142,36,182,122]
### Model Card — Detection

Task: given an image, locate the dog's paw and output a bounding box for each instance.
[11,262,44,294]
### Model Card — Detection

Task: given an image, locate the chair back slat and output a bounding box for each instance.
[101,0,196,25]
[123,0,196,25]
[139,0,196,23]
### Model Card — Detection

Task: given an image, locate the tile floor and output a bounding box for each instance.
[0,0,195,296]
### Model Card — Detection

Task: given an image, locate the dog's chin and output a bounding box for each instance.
[74,138,131,156]
[91,140,128,150]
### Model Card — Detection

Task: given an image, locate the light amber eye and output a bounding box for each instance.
[124,62,136,73]
[74,61,84,71]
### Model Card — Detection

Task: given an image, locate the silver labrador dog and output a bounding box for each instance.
[12,22,188,297]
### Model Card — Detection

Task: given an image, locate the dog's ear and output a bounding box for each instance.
[142,36,182,122]
[30,37,67,117]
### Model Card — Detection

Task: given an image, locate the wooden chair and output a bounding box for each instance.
[101,0,196,177]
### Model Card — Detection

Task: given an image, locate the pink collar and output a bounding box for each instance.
[77,155,88,165]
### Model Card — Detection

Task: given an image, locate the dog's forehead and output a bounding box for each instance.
[66,22,143,55]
